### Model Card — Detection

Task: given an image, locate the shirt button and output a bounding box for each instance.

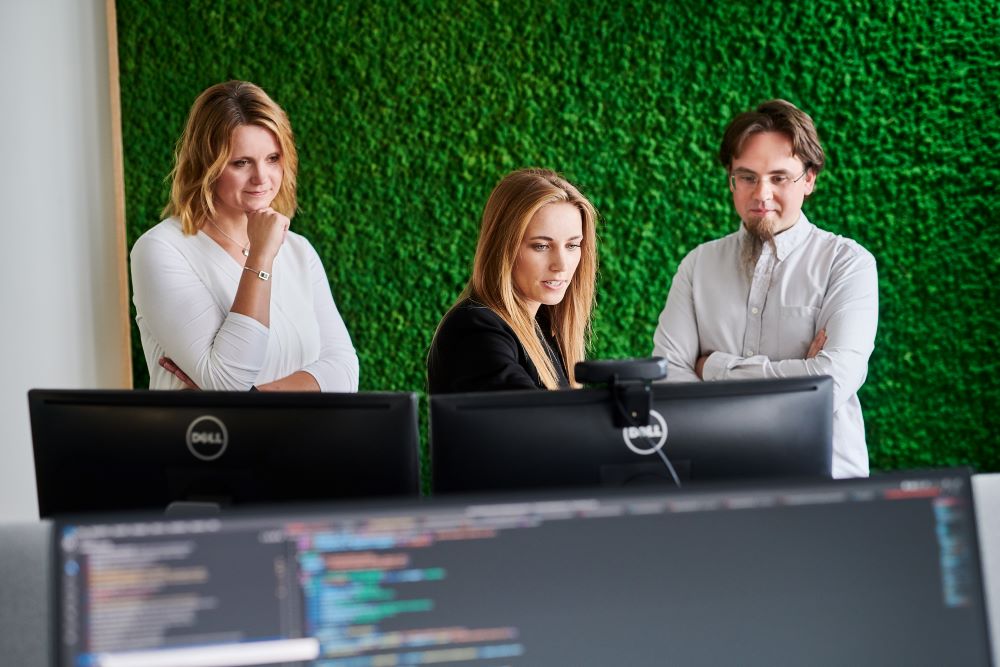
[745,349,753,356]
[751,307,759,314]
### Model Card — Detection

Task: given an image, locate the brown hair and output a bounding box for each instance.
[442,168,599,389]
[162,81,298,235]
[719,99,825,174]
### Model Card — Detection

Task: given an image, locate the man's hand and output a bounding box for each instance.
[806,329,827,359]
[695,353,711,379]
[159,357,199,390]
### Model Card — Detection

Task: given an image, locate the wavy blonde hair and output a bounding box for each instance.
[162,81,298,235]
[456,168,598,389]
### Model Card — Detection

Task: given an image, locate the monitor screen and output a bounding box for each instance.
[29,389,421,516]
[53,470,993,666]
[430,376,833,494]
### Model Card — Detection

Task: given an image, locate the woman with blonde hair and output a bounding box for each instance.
[427,168,598,393]
[131,80,358,391]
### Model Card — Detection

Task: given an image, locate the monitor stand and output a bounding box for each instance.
[164,500,223,516]
[600,460,691,486]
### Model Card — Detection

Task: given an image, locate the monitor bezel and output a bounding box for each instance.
[50,468,993,667]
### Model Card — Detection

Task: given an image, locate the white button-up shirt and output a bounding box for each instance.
[652,214,878,478]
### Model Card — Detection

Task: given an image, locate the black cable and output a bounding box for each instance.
[610,386,682,488]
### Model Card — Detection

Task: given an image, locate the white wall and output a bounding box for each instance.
[0,0,129,522]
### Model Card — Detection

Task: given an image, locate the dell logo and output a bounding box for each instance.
[622,409,668,456]
[190,432,224,445]
[626,424,664,440]
[186,415,228,461]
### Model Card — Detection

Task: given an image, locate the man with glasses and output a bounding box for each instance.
[652,99,878,478]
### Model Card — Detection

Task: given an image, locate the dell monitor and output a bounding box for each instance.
[29,389,421,516]
[430,376,833,493]
[52,469,993,666]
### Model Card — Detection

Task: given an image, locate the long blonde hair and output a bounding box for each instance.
[162,81,298,235]
[457,168,598,389]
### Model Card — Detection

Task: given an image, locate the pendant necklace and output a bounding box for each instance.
[209,220,250,256]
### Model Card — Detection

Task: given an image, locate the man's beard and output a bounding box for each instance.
[741,215,777,278]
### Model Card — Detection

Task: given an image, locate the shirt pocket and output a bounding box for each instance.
[778,306,820,360]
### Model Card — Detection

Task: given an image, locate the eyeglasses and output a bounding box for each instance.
[730,169,809,193]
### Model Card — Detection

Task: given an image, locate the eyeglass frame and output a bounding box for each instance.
[729,168,810,192]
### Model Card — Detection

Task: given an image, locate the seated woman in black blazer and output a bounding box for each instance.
[428,168,598,393]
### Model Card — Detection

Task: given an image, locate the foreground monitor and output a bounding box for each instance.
[29,389,420,516]
[431,376,833,494]
[53,470,993,666]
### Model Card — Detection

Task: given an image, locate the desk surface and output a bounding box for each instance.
[4,473,998,667]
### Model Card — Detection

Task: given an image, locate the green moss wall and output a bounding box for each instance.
[118,0,998,473]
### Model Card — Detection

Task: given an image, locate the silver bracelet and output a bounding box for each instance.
[243,265,270,281]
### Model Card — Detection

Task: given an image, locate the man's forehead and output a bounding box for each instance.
[731,132,806,172]
[731,164,799,174]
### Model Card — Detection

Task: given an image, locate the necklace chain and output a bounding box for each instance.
[209,220,250,257]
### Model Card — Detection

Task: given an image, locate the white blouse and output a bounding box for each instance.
[131,218,359,392]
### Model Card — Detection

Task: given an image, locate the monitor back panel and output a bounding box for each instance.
[55,470,993,667]
[30,390,421,516]
[431,377,833,493]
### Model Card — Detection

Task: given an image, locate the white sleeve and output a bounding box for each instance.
[299,244,360,392]
[702,248,878,412]
[652,252,703,383]
[131,233,269,391]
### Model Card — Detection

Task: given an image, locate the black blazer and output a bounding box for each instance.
[427,300,569,394]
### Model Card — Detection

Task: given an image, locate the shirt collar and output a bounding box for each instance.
[740,213,814,262]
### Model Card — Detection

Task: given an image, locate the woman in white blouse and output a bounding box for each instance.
[131,81,359,392]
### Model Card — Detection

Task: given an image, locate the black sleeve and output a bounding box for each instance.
[427,304,539,394]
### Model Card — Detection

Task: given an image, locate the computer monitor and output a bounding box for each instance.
[29,389,421,516]
[52,470,993,666]
[430,376,833,493]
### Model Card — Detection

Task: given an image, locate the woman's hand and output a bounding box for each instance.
[245,207,289,261]
[159,357,200,390]
[230,207,286,328]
